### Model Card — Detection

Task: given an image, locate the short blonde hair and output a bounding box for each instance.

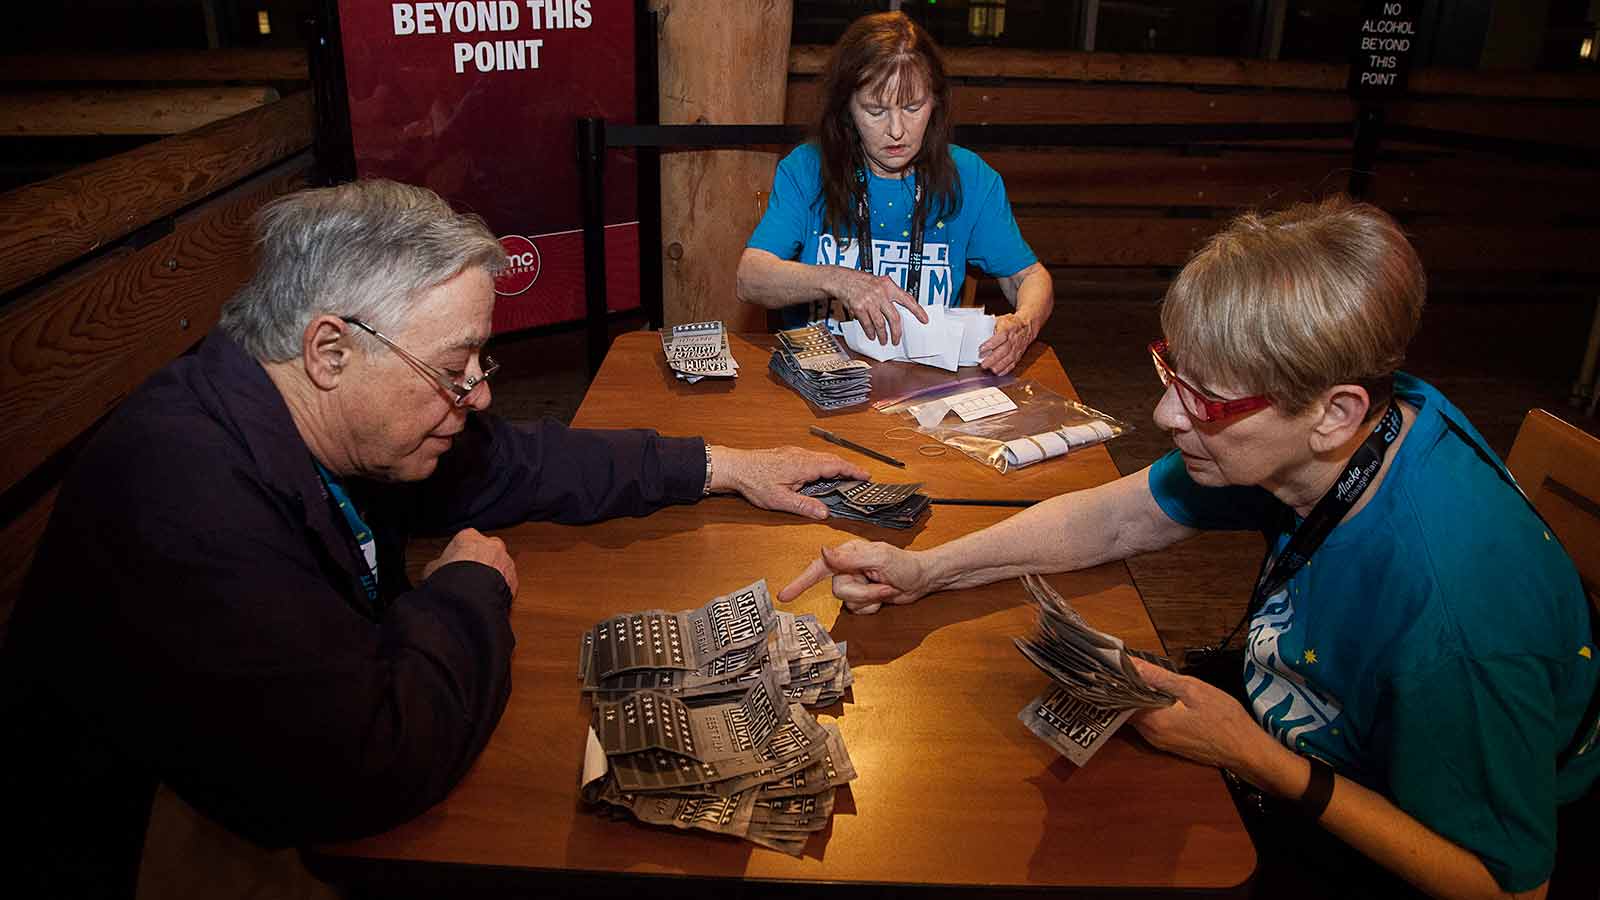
[1160,196,1425,415]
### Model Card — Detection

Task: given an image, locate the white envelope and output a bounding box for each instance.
[949,309,996,366]
[839,319,905,361]
[834,305,994,373]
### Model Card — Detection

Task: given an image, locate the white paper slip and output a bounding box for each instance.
[931,317,964,372]
[900,304,943,359]
[908,386,1018,427]
[838,319,905,361]
[833,305,993,373]
[581,726,609,790]
[948,308,995,366]
[1002,420,1116,468]
[947,386,1018,421]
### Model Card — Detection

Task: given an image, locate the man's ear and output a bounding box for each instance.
[1308,384,1373,454]
[303,315,352,392]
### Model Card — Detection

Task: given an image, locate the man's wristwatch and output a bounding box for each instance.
[702,444,715,496]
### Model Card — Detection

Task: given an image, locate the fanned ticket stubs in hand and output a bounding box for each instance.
[661,321,738,383]
[1013,574,1176,765]
[576,579,858,856]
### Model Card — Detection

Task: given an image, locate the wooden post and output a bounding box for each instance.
[655,0,792,330]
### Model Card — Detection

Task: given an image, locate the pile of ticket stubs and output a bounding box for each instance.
[768,323,872,410]
[660,321,738,383]
[578,580,856,855]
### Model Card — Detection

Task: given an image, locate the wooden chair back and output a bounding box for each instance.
[1506,409,1600,610]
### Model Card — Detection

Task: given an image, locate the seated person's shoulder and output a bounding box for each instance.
[59,358,284,523]
[781,141,821,167]
[949,144,999,180]
[1382,382,1585,658]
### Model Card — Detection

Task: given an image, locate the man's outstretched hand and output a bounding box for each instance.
[708,446,869,520]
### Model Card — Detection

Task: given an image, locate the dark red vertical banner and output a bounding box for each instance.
[336,0,638,333]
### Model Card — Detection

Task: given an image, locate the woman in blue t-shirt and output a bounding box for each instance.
[735,11,1053,376]
[779,197,1599,898]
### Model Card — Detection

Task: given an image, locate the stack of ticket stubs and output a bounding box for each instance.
[799,478,930,529]
[578,580,857,855]
[1013,575,1177,765]
[768,323,872,410]
[661,321,738,383]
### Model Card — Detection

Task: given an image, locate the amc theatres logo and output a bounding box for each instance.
[495,235,541,296]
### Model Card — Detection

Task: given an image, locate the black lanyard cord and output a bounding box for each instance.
[849,165,926,300]
[1203,401,1404,657]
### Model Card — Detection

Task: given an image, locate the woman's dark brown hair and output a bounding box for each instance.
[814,11,958,240]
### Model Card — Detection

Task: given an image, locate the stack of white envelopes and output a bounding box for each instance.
[836,305,997,371]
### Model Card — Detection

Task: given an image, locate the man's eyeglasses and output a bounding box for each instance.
[1148,339,1270,423]
[342,317,498,407]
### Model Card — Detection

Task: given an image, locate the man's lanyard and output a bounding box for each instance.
[846,165,926,307]
[1203,401,1404,656]
[312,460,380,604]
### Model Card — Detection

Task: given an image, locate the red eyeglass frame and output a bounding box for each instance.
[1148,340,1271,423]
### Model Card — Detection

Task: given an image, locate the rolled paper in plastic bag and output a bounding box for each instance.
[1002,420,1117,468]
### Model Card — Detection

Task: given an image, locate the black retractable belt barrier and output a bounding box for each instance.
[576,117,609,378]
[574,115,1598,375]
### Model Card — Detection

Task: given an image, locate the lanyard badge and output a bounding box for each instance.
[850,166,926,302]
[1188,401,1404,667]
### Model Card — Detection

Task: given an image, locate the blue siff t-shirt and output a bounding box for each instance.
[1147,373,1599,892]
[747,143,1037,327]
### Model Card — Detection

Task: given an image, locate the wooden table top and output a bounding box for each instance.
[574,331,1131,503]
[311,332,1254,895]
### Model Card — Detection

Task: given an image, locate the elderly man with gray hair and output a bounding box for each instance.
[2,179,866,896]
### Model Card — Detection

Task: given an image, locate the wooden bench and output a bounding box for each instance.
[785,47,1600,286]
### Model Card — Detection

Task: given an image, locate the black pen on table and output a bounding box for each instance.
[808,426,906,468]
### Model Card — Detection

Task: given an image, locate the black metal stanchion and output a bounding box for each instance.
[634,1,664,331]
[576,116,609,378]
[1348,104,1385,200]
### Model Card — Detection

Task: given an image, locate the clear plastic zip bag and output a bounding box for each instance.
[876,378,1132,473]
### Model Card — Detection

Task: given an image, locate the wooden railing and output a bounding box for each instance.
[785,46,1600,282]
[0,48,309,84]
[0,88,315,630]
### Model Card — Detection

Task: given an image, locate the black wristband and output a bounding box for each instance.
[1298,756,1336,820]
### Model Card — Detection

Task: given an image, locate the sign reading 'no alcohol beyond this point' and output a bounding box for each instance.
[1348,0,1419,99]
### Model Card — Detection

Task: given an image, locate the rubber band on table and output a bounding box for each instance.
[883,425,948,457]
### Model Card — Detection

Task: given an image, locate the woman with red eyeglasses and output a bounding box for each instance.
[781,197,1597,899]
